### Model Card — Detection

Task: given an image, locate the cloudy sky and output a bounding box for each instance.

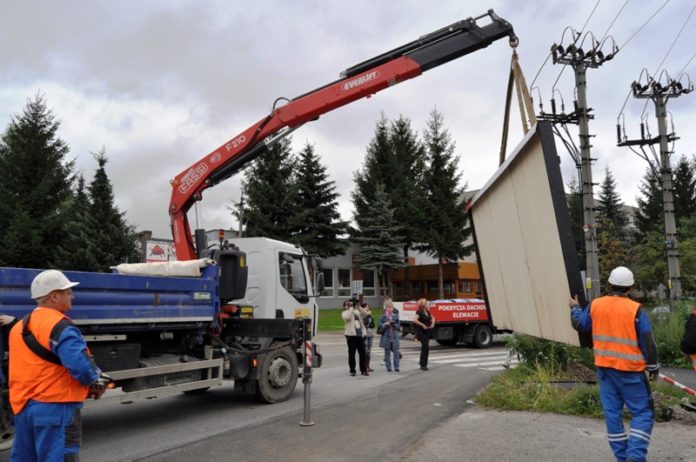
[1,0,695,239]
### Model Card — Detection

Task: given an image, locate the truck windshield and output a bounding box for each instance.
[278,252,308,298]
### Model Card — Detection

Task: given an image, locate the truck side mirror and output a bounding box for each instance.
[315,271,325,294]
[218,249,248,301]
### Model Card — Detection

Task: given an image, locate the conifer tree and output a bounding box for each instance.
[388,116,428,298]
[54,174,100,270]
[0,94,74,267]
[87,150,140,271]
[673,155,696,226]
[634,166,663,237]
[242,138,298,240]
[352,114,396,233]
[596,166,628,241]
[291,142,348,257]
[353,184,405,301]
[420,109,472,298]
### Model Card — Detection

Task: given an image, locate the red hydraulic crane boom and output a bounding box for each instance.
[169,10,516,260]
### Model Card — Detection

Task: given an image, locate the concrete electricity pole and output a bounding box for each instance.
[538,33,618,301]
[617,75,692,299]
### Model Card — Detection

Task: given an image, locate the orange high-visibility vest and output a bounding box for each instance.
[9,307,89,414]
[590,295,646,372]
[691,353,696,371]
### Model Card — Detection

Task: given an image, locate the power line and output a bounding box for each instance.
[640,2,696,117]
[551,0,602,92]
[677,47,696,77]
[619,0,670,50]
[600,0,629,43]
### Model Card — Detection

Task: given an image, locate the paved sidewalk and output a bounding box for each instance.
[398,406,696,462]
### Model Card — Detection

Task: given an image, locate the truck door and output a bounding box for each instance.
[276,251,312,319]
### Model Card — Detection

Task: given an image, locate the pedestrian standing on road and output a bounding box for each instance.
[362,303,375,372]
[378,298,400,372]
[679,307,696,371]
[341,298,369,376]
[413,298,435,371]
[9,270,109,462]
[570,266,659,462]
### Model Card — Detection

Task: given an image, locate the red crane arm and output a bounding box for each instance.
[170,10,516,260]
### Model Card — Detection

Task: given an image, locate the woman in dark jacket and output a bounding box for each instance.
[413,298,435,370]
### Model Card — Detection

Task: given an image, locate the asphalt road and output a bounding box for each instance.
[2,333,694,461]
[88,332,501,461]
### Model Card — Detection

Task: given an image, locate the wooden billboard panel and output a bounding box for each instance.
[469,121,586,346]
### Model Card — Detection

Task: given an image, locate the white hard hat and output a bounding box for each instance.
[30,270,79,299]
[608,266,634,287]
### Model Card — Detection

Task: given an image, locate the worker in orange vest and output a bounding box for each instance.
[9,270,108,462]
[680,307,696,371]
[569,266,659,462]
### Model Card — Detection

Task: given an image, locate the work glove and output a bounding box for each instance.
[647,367,659,382]
[88,372,114,400]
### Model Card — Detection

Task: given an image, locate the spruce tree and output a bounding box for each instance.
[352,114,396,232]
[291,142,348,257]
[388,115,428,298]
[54,174,100,270]
[420,109,472,298]
[596,166,628,241]
[0,94,74,268]
[242,138,298,240]
[634,166,663,237]
[353,184,405,302]
[673,155,696,226]
[87,150,140,271]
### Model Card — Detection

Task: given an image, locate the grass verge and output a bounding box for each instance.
[476,361,691,422]
[318,308,383,331]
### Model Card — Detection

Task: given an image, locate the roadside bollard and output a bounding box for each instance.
[299,318,314,426]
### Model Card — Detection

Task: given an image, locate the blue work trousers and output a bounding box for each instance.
[10,400,82,462]
[597,367,653,462]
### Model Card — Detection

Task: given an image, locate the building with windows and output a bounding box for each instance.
[316,243,382,309]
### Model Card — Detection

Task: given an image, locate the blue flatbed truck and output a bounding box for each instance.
[0,238,322,448]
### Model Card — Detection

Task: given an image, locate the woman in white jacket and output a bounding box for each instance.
[341,299,369,376]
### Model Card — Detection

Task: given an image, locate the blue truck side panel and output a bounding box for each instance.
[0,266,219,326]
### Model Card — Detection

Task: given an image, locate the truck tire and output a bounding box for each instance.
[473,324,493,348]
[255,343,298,404]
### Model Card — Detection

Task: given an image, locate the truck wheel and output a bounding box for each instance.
[473,324,493,348]
[255,343,298,404]
[436,339,458,347]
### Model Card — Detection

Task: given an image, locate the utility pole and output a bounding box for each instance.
[538,33,617,301]
[617,75,692,299]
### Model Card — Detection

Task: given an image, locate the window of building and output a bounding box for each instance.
[337,268,351,297]
[459,280,472,293]
[443,281,455,294]
[427,280,439,294]
[410,282,421,296]
[362,269,375,296]
[321,268,334,297]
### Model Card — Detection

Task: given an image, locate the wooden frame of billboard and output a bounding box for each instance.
[469,121,590,347]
